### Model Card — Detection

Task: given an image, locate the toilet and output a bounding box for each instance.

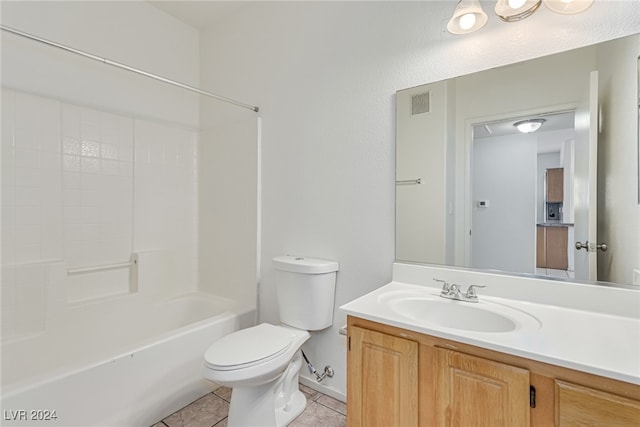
[203,255,339,427]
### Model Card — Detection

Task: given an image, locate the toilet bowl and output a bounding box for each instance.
[203,255,339,427]
[204,323,310,387]
[204,323,310,426]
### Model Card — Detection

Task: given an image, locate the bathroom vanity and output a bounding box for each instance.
[341,263,640,426]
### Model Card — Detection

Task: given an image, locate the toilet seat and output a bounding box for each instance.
[204,323,296,371]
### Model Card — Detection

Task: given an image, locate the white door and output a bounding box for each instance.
[573,70,599,281]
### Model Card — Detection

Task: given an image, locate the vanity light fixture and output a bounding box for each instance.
[447,0,594,34]
[446,0,489,35]
[514,118,546,133]
[495,0,542,22]
[543,0,594,14]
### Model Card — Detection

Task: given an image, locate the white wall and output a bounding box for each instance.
[199,1,640,398]
[0,1,199,127]
[396,81,449,264]
[472,134,537,274]
[1,2,200,336]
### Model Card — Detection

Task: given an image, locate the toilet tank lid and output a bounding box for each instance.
[272,255,339,274]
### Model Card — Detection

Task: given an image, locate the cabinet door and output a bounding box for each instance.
[545,226,568,270]
[547,168,564,202]
[556,380,640,426]
[426,347,530,426]
[347,326,418,427]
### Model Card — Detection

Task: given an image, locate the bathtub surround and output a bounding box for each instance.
[1,87,199,332]
[1,0,201,303]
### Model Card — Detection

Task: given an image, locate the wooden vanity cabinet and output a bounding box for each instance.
[555,380,640,426]
[424,346,530,426]
[347,326,418,426]
[347,316,640,427]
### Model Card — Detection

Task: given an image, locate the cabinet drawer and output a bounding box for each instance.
[556,380,640,426]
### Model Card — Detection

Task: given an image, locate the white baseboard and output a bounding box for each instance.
[299,375,346,404]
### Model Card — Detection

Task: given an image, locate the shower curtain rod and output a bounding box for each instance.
[0,25,259,113]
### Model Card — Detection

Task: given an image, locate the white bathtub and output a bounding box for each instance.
[1,292,255,426]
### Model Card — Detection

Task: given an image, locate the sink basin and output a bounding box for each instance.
[379,291,540,333]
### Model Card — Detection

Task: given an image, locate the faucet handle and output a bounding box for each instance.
[465,285,486,300]
[433,278,450,294]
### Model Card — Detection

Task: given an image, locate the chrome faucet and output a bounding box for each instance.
[433,278,485,303]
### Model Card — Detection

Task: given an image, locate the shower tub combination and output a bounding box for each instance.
[1,22,259,427]
[1,252,255,427]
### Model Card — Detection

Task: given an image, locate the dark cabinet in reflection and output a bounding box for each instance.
[537,225,568,270]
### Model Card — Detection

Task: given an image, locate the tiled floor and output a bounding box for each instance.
[151,384,346,427]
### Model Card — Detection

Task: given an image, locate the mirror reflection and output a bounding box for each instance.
[471,111,577,279]
[396,33,639,287]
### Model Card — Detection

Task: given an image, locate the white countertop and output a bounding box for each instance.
[341,279,640,385]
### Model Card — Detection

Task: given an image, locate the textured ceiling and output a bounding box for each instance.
[474,111,575,153]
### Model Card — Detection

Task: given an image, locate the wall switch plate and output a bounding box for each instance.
[633,269,640,286]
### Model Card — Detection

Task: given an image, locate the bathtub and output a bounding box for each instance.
[1,292,255,426]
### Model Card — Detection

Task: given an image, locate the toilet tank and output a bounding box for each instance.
[273,255,339,331]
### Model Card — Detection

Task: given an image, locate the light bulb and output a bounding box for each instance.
[513,119,546,133]
[543,0,593,14]
[447,0,488,35]
[459,13,477,30]
[508,0,527,9]
[495,0,542,21]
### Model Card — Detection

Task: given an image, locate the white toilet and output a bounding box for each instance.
[203,255,339,427]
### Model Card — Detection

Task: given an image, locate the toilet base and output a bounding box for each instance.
[227,386,306,427]
[276,389,306,426]
[226,353,307,427]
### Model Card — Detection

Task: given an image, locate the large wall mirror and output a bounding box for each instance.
[396,33,639,287]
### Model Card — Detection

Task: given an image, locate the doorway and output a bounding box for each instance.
[470,111,577,280]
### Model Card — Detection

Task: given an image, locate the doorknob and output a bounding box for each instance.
[575,241,608,252]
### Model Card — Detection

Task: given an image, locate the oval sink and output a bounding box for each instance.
[380,292,540,333]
